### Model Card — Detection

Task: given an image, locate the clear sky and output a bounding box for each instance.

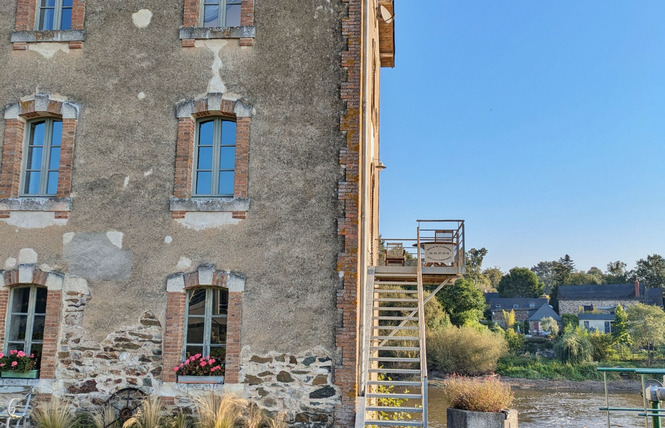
[379,1,665,273]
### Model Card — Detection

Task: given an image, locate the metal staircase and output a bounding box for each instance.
[360,220,465,428]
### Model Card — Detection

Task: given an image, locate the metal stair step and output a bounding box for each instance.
[374,289,418,294]
[369,368,421,374]
[371,336,420,341]
[375,307,420,311]
[364,421,424,427]
[373,316,418,321]
[370,346,420,352]
[370,357,421,363]
[365,406,423,413]
[375,298,418,303]
[374,281,418,286]
[367,380,422,387]
[366,392,422,400]
[374,325,419,330]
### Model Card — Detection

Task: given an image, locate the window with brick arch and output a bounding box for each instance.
[183,287,228,360]
[193,117,236,197]
[6,286,47,369]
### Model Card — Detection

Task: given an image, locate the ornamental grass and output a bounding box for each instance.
[441,375,513,413]
[31,398,77,428]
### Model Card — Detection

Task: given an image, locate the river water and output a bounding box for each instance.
[428,385,648,427]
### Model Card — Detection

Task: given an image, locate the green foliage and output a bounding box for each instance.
[531,261,557,293]
[441,375,513,412]
[612,304,632,348]
[564,271,602,286]
[483,267,504,291]
[539,317,559,336]
[498,267,544,298]
[588,331,617,361]
[374,372,412,422]
[605,261,628,284]
[423,292,450,331]
[635,254,665,288]
[501,309,516,329]
[0,349,37,372]
[554,327,593,365]
[427,326,508,375]
[503,328,524,353]
[562,314,579,329]
[32,399,77,428]
[627,303,665,365]
[496,354,605,381]
[437,278,485,326]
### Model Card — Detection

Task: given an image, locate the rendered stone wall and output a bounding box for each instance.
[559,299,639,315]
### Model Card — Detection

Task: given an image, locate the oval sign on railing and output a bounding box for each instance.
[424,243,454,264]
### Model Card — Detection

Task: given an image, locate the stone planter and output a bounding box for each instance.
[447,408,518,428]
[177,375,224,384]
[0,370,38,379]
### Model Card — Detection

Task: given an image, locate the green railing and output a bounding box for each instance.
[598,367,665,428]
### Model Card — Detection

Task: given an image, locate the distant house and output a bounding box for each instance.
[528,304,562,336]
[488,297,548,329]
[558,282,663,315]
[579,313,614,333]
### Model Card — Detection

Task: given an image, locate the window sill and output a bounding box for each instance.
[179,26,255,40]
[169,197,249,213]
[10,30,85,44]
[0,197,71,212]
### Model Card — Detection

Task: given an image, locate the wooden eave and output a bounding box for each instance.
[378,0,395,68]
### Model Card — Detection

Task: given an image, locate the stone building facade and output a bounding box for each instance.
[0,0,394,425]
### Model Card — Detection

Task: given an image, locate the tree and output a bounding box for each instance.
[627,303,665,365]
[612,304,632,355]
[464,248,490,290]
[437,278,486,327]
[606,261,628,284]
[564,271,602,286]
[635,254,665,289]
[552,255,575,285]
[498,267,544,298]
[483,267,503,291]
[540,316,559,337]
[555,326,593,365]
[502,309,516,329]
[531,261,556,293]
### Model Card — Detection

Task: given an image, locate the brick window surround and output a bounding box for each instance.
[0,266,64,380]
[0,94,79,219]
[180,0,255,47]
[163,265,244,383]
[170,93,252,220]
[11,0,86,50]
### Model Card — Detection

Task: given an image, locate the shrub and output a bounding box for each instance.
[504,328,525,353]
[554,329,593,365]
[441,375,513,412]
[427,326,508,375]
[32,398,77,428]
[562,314,579,329]
[589,331,617,362]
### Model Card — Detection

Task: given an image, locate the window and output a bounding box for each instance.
[202,0,241,28]
[183,288,228,359]
[6,286,47,367]
[36,0,73,31]
[512,304,518,309]
[21,119,62,196]
[193,118,236,197]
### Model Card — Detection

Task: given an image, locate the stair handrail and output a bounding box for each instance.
[416,226,428,427]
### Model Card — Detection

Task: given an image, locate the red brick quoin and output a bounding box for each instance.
[162,265,244,383]
[0,267,64,380]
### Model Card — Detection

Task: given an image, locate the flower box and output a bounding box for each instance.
[1,370,38,379]
[447,408,518,428]
[177,375,224,384]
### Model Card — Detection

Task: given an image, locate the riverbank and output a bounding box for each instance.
[429,376,643,393]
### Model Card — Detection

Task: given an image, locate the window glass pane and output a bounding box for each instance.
[31,122,45,147]
[197,146,213,170]
[212,289,228,315]
[35,288,48,314]
[60,8,72,30]
[49,148,61,170]
[8,315,27,341]
[51,121,62,147]
[186,317,205,344]
[219,147,235,170]
[210,318,227,345]
[24,172,41,195]
[31,344,42,369]
[32,316,45,341]
[27,147,43,170]
[218,171,234,195]
[188,289,207,315]
[11,288,31,314]
[185,346,203,358]
[196,172,212,195]
[203,5,219,27]
[221,121,236,146]
[63,0,73,6]
[42,0,56,6]
[39,8,55,30]
[225,4,241,27]
[199,120,214,146]
[46,172,59,195]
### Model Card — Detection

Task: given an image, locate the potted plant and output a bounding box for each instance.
[442,375,517,428]
[0,350,38,378]
[174,353,225,384]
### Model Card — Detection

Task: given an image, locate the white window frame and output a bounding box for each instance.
[35,0,73,31]
[5,286,47,357]
[182,288,228,359]
[20,118,62,196]
[200,0,242,28]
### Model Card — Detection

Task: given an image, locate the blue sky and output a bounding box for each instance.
[379,1,665,273]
